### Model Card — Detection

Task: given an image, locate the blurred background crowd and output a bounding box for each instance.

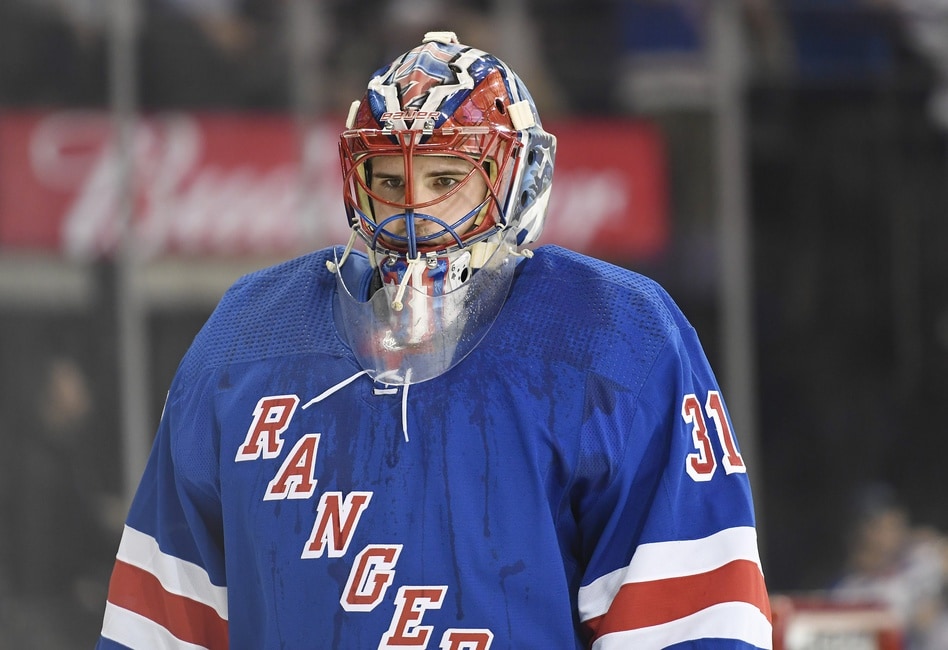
[2,0,948,647]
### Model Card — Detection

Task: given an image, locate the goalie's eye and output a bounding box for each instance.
[369,157,475,206]
[371,174,405,199]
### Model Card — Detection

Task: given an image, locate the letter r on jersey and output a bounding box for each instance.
[235,395,300,461]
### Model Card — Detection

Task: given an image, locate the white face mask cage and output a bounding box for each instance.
[333,230,519,385]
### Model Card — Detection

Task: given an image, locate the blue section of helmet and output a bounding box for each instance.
[366,89,388,125]
[467,54,500,86]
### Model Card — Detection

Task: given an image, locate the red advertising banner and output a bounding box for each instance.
[0,111,668,260]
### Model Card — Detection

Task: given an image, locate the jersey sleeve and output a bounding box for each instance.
[97,371,229,650]
[576,325,772,649]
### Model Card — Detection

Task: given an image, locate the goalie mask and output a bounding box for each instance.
[331,31,556,384]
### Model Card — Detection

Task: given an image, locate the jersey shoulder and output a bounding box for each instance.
[528,245,690,329]
[510,245,694,368]
[177,248,347,382]
[498,245,708,404]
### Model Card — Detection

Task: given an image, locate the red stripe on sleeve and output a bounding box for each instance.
[585,559,771,640]
[107,559,230,649]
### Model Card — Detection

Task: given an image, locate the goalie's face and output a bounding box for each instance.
[356,153,492,257]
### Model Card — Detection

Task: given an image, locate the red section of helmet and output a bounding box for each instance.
[352,98,376,129]
[352,69,516,133]
[446,70,516,130]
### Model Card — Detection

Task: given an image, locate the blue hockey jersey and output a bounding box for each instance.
[97,245,771,649]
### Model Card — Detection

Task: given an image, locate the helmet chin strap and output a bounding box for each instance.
[389,256,431,312]
[372,250,469,347]
[380,233,531,313]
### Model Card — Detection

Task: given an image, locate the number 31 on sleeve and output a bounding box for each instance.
[681,391,745,482]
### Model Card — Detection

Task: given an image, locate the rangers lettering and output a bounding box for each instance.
[264,433,321,500]
[235,395,299,461]
[302,491,373,558]
[236,399,500,643]
[342,544,402,612]
[380,586,447,649]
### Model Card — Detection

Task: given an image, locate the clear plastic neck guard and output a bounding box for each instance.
[333,232,519,385]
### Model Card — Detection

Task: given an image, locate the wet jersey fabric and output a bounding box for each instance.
[97,245,771,650]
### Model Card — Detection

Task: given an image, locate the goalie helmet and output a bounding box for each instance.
[339,31,557,260]
[331,32,556,385]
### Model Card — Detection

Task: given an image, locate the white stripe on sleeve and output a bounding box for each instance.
[578,526,763,622]
[116,525,228,620]
[101,602,212,650]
